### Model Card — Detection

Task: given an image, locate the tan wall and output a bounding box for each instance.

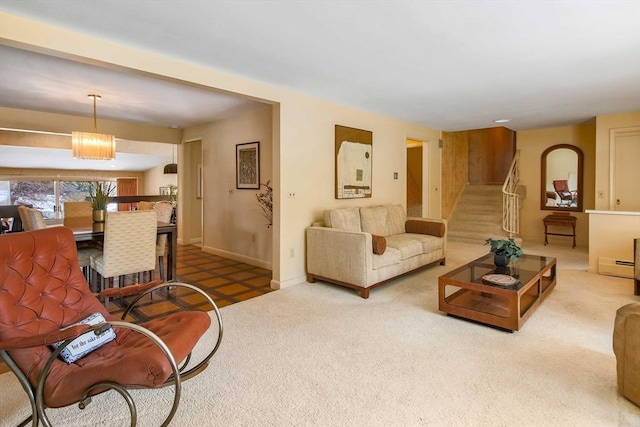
[517,123,596,247]
[182,106,273,267]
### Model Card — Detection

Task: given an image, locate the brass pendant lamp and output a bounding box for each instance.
[72,94,116,160]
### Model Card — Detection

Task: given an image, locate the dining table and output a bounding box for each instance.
[63,217,178,282]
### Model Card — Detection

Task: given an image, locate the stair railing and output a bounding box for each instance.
[502,150,520,238]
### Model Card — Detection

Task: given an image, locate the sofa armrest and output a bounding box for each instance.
[306,226,372,287]
[405,218,447,258]
[405,218,447,237]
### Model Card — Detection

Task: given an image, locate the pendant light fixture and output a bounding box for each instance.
[164,144,177,174]
[72,94,116,160]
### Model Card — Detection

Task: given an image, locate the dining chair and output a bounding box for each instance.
[17,205,32,231]
[0,226,223,427]
[137,200,154,211]
[63,201,103,287]
[90,210,158,296]
[154,201,174,281]
[64,201,93,218]
[18,206,47,230]
[137,201,173,280]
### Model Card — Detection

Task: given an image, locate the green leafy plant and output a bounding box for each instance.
[484,237,523,263]
[256,180,273,227]
[90,181,114,210]
[168,184,178,204]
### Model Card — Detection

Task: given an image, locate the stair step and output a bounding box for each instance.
[447,184,518,246]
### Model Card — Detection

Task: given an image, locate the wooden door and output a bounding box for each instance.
[612,127,640,211]
[116,178,137,211]
[468,127,516,184]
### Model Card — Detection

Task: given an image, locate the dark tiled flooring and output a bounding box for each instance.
[108,244,273,322]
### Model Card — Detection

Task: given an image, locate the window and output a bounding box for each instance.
[0,179,117,219]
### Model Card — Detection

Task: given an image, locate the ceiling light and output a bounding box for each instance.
[164,144,178,174]
[493,119,510,123]
[72,94,116,160]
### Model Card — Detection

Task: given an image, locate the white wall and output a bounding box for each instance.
[0,12,442,289]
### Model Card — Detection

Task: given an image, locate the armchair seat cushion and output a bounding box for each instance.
[15,310,211,409]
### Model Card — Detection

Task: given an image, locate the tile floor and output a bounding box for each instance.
[108,244,274,322]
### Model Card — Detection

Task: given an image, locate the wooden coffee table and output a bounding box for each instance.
[438,253,556,331]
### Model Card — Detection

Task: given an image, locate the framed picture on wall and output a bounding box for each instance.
[335,125,373,199]
[236,141,260,189]
[159,186,169,196]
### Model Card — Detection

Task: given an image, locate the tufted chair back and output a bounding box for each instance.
[0,226,217,421]
[0,227,114,403]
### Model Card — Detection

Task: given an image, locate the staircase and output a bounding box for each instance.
[447,184,511,244]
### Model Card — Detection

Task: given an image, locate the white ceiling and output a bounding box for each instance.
[0,1,639,154]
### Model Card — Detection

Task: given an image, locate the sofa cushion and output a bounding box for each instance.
[406,233,443,254]
[324,207,361,232]
[405,220,445,237]
[386,204,407,235]
[372,247,401,270]
[385,235,424,260]
[360,204,406,236]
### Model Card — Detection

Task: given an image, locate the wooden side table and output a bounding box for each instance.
[543,214,577,248]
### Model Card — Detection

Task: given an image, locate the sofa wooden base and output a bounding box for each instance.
[307,258,446,299]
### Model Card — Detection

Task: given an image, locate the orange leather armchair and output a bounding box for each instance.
[552,180,578,206]
[0,227,223,426]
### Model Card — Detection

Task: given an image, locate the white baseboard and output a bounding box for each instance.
[201,245,272,270]
[270,275,307,290]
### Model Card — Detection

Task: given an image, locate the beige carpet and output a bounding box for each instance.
[1,241,639,426]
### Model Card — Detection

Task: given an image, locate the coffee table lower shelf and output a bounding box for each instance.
[442,288,539,332]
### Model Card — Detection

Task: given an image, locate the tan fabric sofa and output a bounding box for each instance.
[306,204,446,298]
[613,302,640,406]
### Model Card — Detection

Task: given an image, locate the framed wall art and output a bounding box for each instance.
[236,141,260,189]
[335,125,373,199]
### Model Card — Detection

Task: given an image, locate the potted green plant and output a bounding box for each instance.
[90,182,114,222]
[485,237,523,267]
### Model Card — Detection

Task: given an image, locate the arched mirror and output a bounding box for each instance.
[540,144,584,212]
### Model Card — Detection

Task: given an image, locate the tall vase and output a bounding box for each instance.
[92,209,105,223]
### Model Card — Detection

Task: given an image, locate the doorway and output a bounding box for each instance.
[406,138,427,217]
[611,127,640,211]
[183,139,203,245]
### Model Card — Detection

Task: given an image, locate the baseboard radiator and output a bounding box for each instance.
[598,257,634,278]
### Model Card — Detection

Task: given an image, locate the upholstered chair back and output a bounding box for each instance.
[91,210,157,279]
[63,201,93,218]
[0,227,113,404]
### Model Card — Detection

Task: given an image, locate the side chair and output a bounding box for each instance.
[90,210,157,293]
[0,226,223,426]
